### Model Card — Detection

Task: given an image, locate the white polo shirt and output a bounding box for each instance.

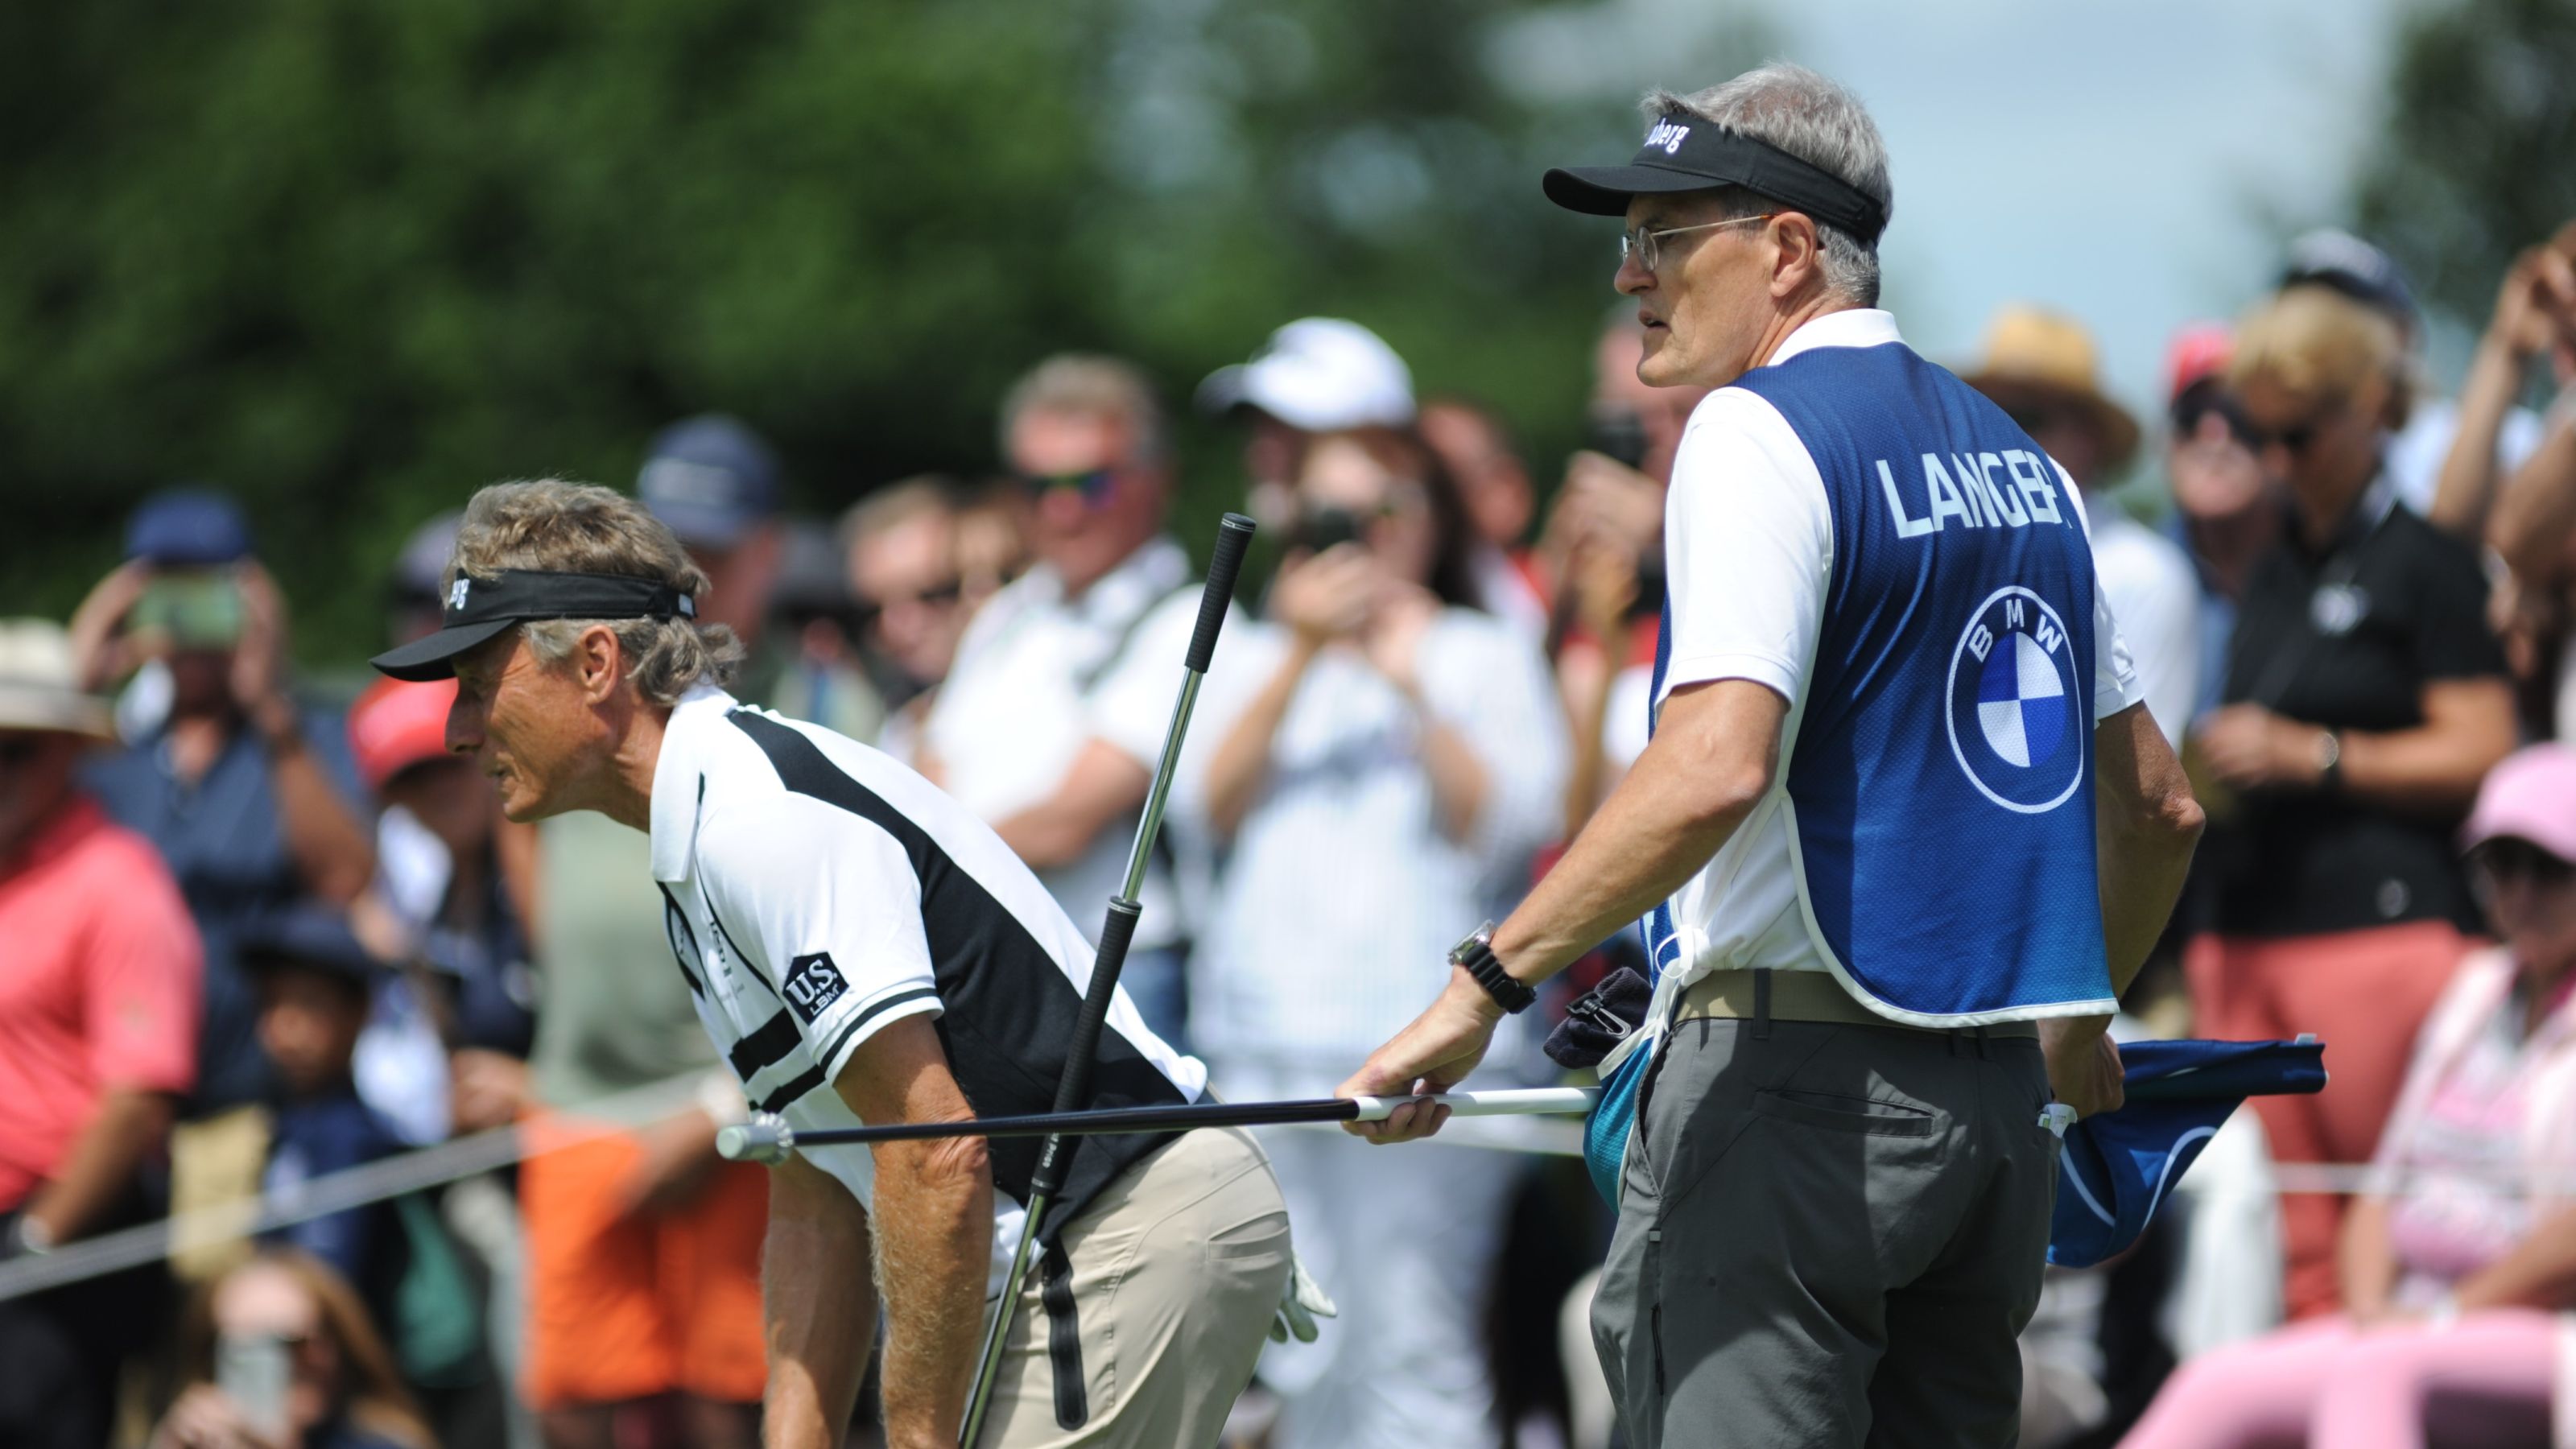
[648,686,1206,1293]
[924,537,1217,951]
[1652,308,2143,988]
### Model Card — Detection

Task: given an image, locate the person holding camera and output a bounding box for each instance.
[68,491,377,1125]
[1195,427,1565,1449]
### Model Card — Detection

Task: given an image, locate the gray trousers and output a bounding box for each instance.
[1590,1016,2059,1448]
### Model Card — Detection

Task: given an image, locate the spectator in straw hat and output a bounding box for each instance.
[0,619,203,1449]
[1964,306,2200,747]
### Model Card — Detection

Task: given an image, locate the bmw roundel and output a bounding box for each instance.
[1945,585,2086,814]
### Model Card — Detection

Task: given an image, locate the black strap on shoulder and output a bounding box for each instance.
[1075,581,1200,695]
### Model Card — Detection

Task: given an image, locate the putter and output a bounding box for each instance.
[716,1087,1604,1159]
[953,512,1256,1448]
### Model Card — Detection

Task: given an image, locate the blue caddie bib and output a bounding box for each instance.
[1583,331,2117,1203]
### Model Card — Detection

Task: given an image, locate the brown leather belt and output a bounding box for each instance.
[1677,968,2039,1039]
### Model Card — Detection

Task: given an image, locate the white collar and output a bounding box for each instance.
[1023,534,1190,623]
[648,683,740,883]
[1764,308,1904,369]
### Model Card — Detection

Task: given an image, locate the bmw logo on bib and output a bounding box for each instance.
[1946,585,2086,815]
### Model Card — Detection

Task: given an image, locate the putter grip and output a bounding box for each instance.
[1029,898,1141,1199]
[1185,514,1257,673]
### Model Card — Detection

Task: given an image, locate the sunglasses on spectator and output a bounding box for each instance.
[0,735,50,770]
[857,577,964,625]
[2171,393,2261,450]
[2472,838,2576,890]
[1018,468,1117,505]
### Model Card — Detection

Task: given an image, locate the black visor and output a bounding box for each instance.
[1542,114,1888,244]
[369,570,696,681]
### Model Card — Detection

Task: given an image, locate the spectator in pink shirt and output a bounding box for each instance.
[2125,744,2576,1449]
[0,619,204,1449]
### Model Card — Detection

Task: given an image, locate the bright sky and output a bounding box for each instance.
[1501,0,2418,436]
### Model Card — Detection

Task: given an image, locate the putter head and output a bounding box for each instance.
[716,1112,796,1165]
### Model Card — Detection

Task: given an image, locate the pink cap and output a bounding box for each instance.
[348,677,457,791]
[2165,322,2234,406]
[2462,744,2576,865]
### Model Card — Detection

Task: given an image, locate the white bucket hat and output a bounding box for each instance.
[0,621,116,739]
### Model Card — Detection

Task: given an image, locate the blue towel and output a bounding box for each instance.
[2048,1037,2327,1268]
[1581,1033,2326,1271]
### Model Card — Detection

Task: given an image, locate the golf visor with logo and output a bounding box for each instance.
[1542,112,1888,245]
[369,570,696,682]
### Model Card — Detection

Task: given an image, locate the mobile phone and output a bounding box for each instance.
[133,572,244,648]
[215,1331,292,1440]
[1588,409,1650,471]
[1290,506,1364,555]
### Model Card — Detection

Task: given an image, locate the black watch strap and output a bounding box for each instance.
[1451,923,1536,1014]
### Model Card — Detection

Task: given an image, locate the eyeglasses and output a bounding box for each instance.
[0,736,50,771]
[857,576,963,627]
[1620,214,1776,274]
[2472,838,2576,890]
[1018,469,1117,506]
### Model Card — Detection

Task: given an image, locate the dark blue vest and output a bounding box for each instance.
[1647,337,2115,1022]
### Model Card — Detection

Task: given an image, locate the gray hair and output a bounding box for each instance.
[1648,63,1893,307]
[448,479,743,707]
[997,354,1168,463]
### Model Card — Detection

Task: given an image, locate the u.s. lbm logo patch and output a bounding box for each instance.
[782,952,849,1024]
[1945,586,2085,815]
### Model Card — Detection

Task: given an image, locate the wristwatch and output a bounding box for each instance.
[1450,922,1536,1015]
[2314,729,2343,791]
[3,1216,54,1259]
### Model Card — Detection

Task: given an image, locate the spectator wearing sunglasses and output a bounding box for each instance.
[2125,744,2576,1448]
[2187,283,2519,1319]
[839,477,972,770]
[2160,324,2281,719]
[923,356,1247,1047]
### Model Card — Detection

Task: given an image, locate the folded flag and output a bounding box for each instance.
[2048,1036,2326,1268]
[1555,974,2326,1273]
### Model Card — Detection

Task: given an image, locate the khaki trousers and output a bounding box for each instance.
[981,1125,1292,1449]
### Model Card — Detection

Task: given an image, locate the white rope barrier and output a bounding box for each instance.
[0,1074,703,1303]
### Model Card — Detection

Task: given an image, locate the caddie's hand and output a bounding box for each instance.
[1336,971,1503,1144]
[1268,1251,1339,1344]
[2040,1015,2124,1121]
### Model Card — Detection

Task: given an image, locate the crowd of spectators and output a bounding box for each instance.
[0,213,2571,1449]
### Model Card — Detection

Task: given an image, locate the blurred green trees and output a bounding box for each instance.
[0,0,1755,662]
[2355,0,2576,353]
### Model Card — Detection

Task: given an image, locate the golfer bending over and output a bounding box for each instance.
[374,480,1293,1449]
[1340,64,2204,1447]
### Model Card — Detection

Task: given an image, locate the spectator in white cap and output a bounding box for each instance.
[1199,317,1418,534]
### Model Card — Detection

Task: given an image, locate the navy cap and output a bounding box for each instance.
[391,510,463,604]
[637,415,781,549]
[2281,229,2419,330]
[235,905,383,985]
[126,489,253,567]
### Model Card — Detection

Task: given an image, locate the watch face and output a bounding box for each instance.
[1450,924,1492,962]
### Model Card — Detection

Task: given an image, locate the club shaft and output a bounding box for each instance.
[960,514,1256,1447]
[723,1088,1600,1156]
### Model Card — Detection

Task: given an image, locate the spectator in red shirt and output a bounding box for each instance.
[0,619,203,1449]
